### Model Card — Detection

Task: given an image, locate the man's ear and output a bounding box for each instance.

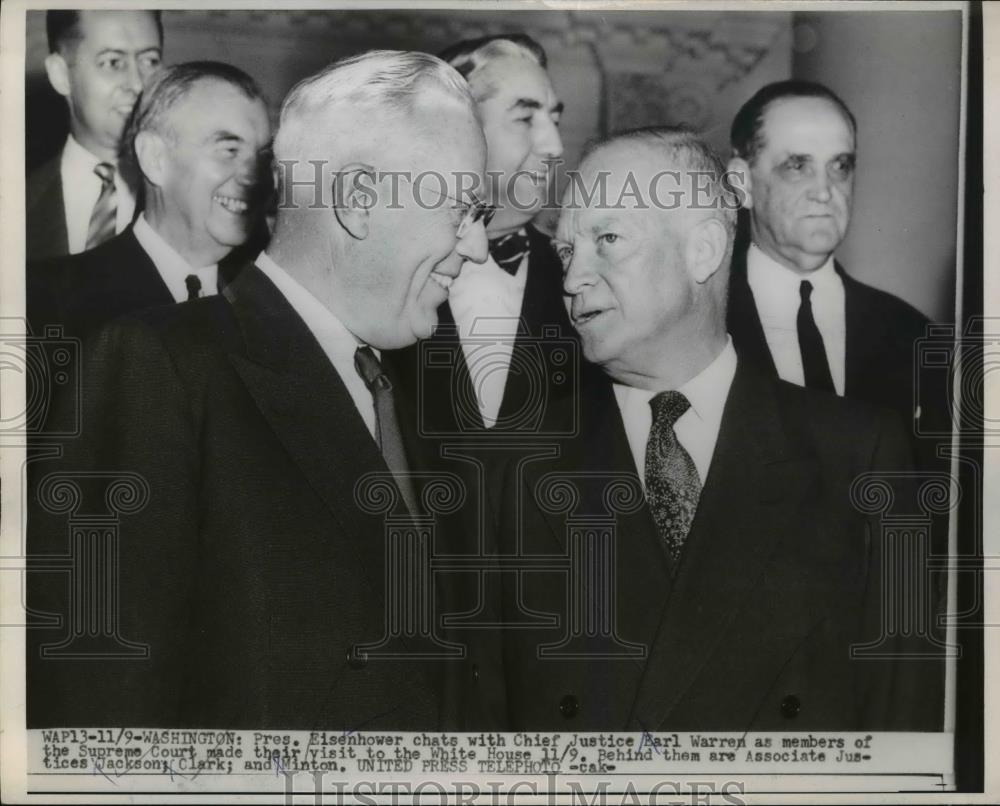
[134,130,167,187]
[686,216,729,285]
[332,163,376,241]
[726,156,753,210]
[44,53,71,98]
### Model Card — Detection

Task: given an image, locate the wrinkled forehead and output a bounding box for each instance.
[760,96,856,155]
[75,10,161,50]
[472,54,556,104]
[559,145,687,221]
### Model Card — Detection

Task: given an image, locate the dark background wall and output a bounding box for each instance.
[25,8,962,321]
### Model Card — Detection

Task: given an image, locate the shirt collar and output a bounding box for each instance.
[747,242,838,311]
[133,214,218,303]
[253,252,375,362]
[61,133,104,175]
[614,337,738,426]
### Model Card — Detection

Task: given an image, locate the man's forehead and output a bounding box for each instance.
[760,97,855,154]
[475,55,556,105]
[77,10,160,48]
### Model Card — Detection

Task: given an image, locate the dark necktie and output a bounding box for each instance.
[354,346,418,516]
[185,274,202,302]
[488,228,529,275]
[85,162,118,250]
[797,280,835,393]
[645,391,701,565]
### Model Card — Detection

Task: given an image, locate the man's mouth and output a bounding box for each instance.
[572,307,607,326]
[429,272,454,291]
[214,194,250,214]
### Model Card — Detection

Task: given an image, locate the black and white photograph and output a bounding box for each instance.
[0,1,991,803]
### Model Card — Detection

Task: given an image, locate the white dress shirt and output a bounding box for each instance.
[60,134,136,254]
[747,243,846,396]
[255,252,378,441]
[132,215,219,304]
[447,250,528,428]
[614,337,738,488]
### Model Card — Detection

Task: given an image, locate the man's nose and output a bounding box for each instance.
[562,248,595,296]
[456,218,489,264]
[808,169,833,202]
[123,59,143,95]
[534,115,564,160]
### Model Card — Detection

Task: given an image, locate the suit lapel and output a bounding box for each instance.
[223,266,400,602]
[726,246,778,377]
[522,370,672,716]
[26,156,69,260]
[628,366,817,730]
[109,227,174,307]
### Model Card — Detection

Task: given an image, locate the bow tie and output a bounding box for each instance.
[488,229,529,275]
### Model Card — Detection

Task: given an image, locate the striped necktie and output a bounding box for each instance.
[85,162,118,250]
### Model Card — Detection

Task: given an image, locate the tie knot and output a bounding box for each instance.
[799,280,814,303]
[650,390,690,428]
[94,162,115,184]
[354,346,390,392]
[184,274,202,301]
[488,228,529,275]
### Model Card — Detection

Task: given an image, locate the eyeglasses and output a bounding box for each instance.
[395,173,495,237]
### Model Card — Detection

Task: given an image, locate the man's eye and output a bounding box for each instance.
[139,54,161,70]
[784,157,805,171]
[597,233,619,246]
[100,57,124,71]
[555,245,573,266]
[831,157,855,178]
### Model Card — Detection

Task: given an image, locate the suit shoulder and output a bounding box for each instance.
[768,374,906,462]
[844,272,931,330]
[26,156,61,211]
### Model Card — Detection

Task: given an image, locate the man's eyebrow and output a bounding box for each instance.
[210,131,245,143]
[94,47,127,57]
[509,98,543,112]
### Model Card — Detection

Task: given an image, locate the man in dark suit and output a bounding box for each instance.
[393,34,572,437]
[27,10,163,261]
[725,80,948,448]
[28,51,493,729]
[28,61,272,343]
[498,128,943,731]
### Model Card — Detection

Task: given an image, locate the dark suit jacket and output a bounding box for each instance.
[28,226,171,342]
[26,154,69,263]
[390,222,577,439]
[27,224,262,343]
[497,363,943,731]
[727,245,945,443]
[27,265,480,730]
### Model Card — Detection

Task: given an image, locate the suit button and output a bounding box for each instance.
[347,646,367,670]
[471,663,479,681]
[780,694,800,718]
[559,695,579,719]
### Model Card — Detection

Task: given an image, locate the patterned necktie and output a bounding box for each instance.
[488,228,529,275]
[184,274,202,302]
[354,346,418,515]
[797,280,835,393]
[85,162,118,250]
[645,391,701,565]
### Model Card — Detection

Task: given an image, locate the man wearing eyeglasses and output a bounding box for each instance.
[28,51,491,731]
[395,33,571,434]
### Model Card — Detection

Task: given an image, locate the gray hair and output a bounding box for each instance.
[438,34,547,103]
[272,49,474,167]
[120,61,265,190]
[585,126,738,240]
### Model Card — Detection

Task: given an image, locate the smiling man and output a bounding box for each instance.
[28,61,272,342]
[726,80,938,444]
[494,127,942,731]
[28,10,163,261]
[27,51,490,730]
[401,33,572,433]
